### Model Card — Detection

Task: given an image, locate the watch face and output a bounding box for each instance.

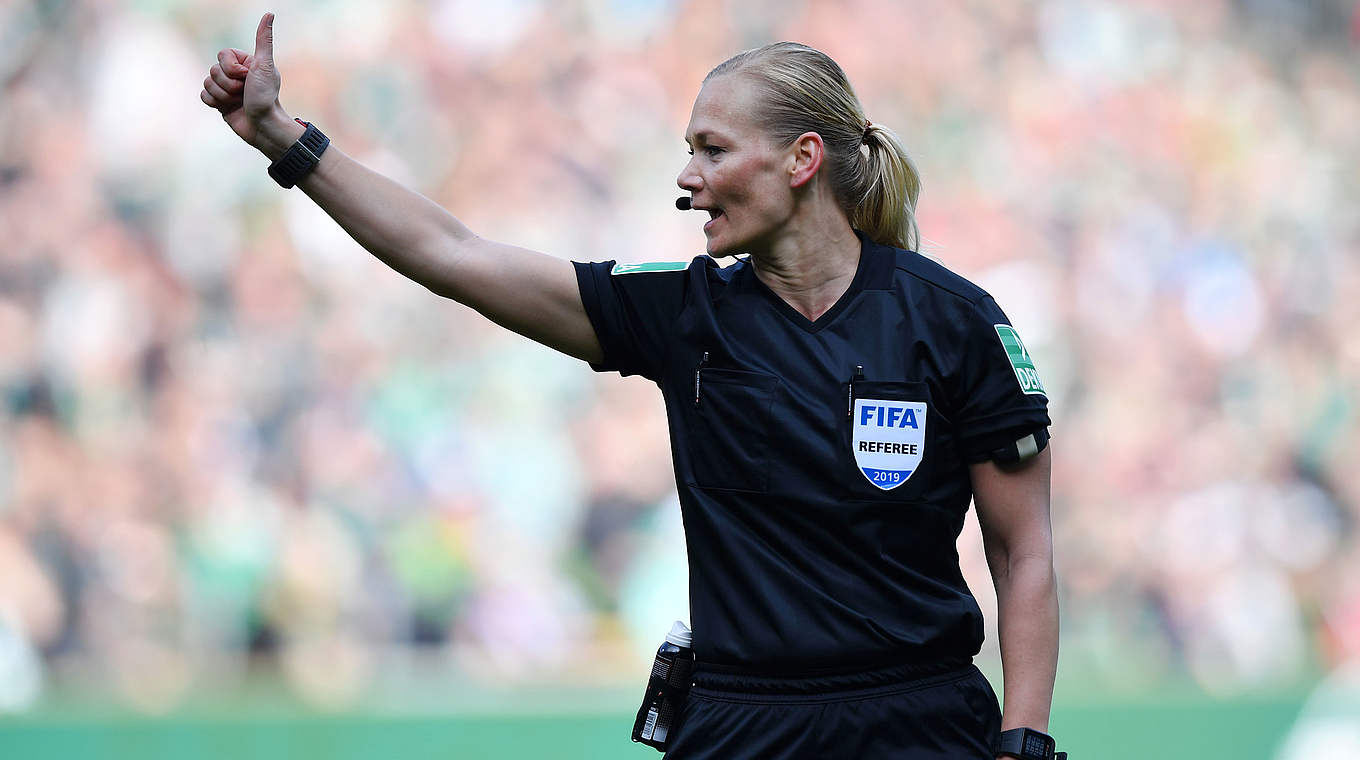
[1024,730,1055,757]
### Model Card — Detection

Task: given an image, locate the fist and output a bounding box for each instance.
[200,12,285,150]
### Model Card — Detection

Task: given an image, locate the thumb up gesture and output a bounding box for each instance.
[200,13,296,157]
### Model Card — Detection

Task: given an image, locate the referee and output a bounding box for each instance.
[202,15,1059,760]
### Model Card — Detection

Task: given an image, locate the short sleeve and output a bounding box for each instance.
[573,259,694,382]
[952,295,1052,462]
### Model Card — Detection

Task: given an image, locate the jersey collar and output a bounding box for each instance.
[740,230,896,334]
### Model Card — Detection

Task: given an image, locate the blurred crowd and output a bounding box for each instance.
[1,0,1358,712]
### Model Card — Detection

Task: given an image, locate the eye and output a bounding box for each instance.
[686,145,724,159]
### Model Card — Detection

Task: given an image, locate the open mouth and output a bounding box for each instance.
[700,207,724,230]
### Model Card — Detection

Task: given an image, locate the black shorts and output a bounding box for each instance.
[663,661,1001,759]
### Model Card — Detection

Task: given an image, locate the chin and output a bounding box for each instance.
[705,234,745,258]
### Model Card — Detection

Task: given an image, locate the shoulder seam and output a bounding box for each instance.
[892,262,989,306]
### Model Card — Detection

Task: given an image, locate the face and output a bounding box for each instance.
[677,75,796,256]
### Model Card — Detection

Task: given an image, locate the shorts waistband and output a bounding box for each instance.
[691,657,972,696]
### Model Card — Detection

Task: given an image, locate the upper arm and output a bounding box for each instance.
[422,234,604,364]
[950,292,1054,567]
[971,446,1053,570]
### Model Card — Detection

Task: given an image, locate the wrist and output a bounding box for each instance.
[254,106,306,161]
[1002,721,1049,733]
[266,120,330,189]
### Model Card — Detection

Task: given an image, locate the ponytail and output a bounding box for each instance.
[706,42,924,252]
[854,123,922,251]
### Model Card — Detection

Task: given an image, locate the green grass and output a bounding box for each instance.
[0,688,1310,760]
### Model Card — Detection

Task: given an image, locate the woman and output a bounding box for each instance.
[201,14,1059,759]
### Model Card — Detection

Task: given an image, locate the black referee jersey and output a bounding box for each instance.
[574,232,1050,674]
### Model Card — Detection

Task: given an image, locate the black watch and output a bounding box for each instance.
[997,727,1063,760]
[267,119,329,189]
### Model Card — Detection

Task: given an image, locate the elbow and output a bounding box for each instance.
[990,545,1056,591]
[412,231,476,301]
[1009,548,1055,579]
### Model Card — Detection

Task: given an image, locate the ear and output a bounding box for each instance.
[787,132,824,189]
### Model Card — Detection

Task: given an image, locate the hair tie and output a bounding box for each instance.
[862,120,872,143]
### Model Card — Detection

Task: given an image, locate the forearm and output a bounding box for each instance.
[993,552,1058,732]
[202,18,601,362]
[254,107,472,295]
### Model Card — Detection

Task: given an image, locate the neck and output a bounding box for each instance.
[747,208,861,322]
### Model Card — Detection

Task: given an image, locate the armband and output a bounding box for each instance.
[987,427,1049,465]
[267,119,329,189]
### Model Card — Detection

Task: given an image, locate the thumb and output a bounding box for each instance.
[253,12,274,68]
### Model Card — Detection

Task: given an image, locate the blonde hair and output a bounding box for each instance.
[706,42,922,252]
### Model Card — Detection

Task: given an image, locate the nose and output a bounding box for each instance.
[677,157,702,193]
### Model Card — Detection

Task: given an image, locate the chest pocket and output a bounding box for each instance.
[685,368,780,492]
[844,380,938,501]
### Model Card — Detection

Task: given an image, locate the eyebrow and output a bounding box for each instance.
[685,130,722,146]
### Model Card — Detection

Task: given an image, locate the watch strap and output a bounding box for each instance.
[267,119,330,189]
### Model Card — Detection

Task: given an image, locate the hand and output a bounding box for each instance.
[200,12,298,158]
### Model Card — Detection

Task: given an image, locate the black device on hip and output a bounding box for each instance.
[632,621,693,752]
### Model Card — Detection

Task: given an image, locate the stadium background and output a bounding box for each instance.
[2,0,1359,757]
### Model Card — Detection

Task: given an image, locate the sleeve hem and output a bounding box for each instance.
[956,416,1052,459]
[573,261,621,374]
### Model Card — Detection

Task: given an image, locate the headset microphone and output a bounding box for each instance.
[675,197,692,211]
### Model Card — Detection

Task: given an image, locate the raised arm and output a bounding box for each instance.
[199,13,603,363]
[970,446,1058,750]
